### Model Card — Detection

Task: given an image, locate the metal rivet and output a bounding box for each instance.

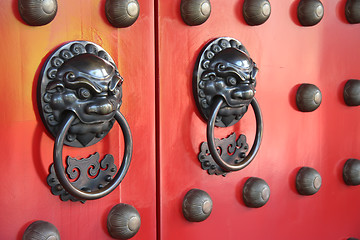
[23,221,60,240]
[180,0,211,26]
[105,175,112,182]
[344,79,360,106]
[18,0,58,26]
[297,0,324,26]
[107,203,141,239]
[343,159,360,185]
[243,0,271,26]
[105,0,140,28]
[204,161,211,167]
[296,167,322,195]
[55,184,63,191]
[296,84,322,112]
[243,177,270,208]
[345,0,360,24]
[182,189,213,222]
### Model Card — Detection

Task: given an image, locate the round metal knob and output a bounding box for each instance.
[18,0,57,26]
[243,0,271,26]
[105,0,140,28]
[344,79,360,106]
[243,177,270,208]
[343,159,360,185]
[296,83,322,112]
[23,221,60,240]
[182,189,213,222]
[107,203,141,239]
[296,167,322,195]
[297,0,324,26]
[180,0,211,26]
[346,0,360,24]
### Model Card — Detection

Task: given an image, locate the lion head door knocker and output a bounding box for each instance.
[38,41,132,202]
[193,37,263,176]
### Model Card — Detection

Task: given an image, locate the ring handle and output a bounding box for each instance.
[53,111,132,200]
[207,97,263,172]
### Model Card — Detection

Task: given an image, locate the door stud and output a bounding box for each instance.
[182,189,213,222]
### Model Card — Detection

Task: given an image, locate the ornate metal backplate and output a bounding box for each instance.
[193,37,258,127]
[38,41,122,147]
[198,133,249,176]
[47,153,117,202]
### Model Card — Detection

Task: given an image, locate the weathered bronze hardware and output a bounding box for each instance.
[182,189,213,222]
[23,221,60,240]
[344,79,360,106]
[18,0,57,26]
[296,83,322,112]
[346,0,360,24]
[243,0,271,26]
[105,0,140,28]
[343,159,360,185]
[180,0,211,26]
[38,41,132,201]
[297,0,324,26]
[194,37,263,175]
[296,167,322,195]
[243,177,270,208]
[107,203,141,239]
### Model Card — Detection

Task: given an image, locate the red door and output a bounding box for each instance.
[2,0,360,240]
[0,0,156,239]
[157,0,360,239]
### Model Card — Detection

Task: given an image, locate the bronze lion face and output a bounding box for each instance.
[201,48,257,122]
[45,53,123,146]
[194,38,258,127]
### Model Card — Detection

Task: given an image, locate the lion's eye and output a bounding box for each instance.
[65,72,76,81]
[78,88,91,99]
[227,76,237,86]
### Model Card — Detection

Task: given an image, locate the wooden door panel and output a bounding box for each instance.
[157,0,360,239]
[0,0,155,239]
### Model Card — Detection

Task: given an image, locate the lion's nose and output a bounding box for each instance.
[232,86,254,100]
[86,100,114,115]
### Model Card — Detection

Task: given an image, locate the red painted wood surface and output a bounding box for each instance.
[0,0,156,239]
[2,0,360,239]
[157,0,360,239]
